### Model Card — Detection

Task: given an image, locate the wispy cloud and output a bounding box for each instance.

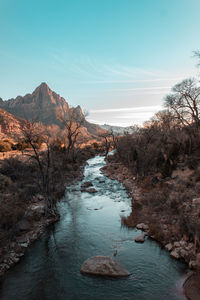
[90,105,162,114]
[109,86,171,92]
[88,105,162,126]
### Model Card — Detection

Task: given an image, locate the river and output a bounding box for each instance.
[0,155,188,300]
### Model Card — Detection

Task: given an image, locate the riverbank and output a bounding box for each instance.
[0,163,85,277]
[0,146,102,278]
[101,153,200,298]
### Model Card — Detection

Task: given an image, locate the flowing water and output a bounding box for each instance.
[0,155,187,300]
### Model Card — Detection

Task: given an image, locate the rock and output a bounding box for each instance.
[134,233,146,243]
[192,197,200,206]
[180,240,187,247]
[11,257,20,263]
[170,250,180,259]
[81,181,93,188]
[179,249,188,259]
[116,174,124,182]
[85,188,97,193]
[165,243,173,251]
[123,179,132,190]
[26,203,45,219]
[99,180,105,183]
[189,260,197,269]
[80,256,130,277]
[20,243,29,248]
[174,241,181,248]
[136,223,149,231]
[17,219,31,231]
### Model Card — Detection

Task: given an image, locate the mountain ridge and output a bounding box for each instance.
[0,83,105,139]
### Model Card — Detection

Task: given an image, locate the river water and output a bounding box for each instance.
[0,155,187,300]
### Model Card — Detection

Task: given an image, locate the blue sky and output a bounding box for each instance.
[1,0,200,126]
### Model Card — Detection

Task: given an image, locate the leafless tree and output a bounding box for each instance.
[99,132,113,156]
[19,122,57,216]
[57,108,85,160]
[165,78,200,131]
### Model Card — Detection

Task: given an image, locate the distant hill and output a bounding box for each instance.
[0,83,105,139]
[100,124,136,135]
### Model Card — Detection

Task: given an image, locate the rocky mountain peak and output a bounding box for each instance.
[33,82,51,95]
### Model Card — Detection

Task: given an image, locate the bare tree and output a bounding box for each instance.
[165,78,200,131]
[57,107,86,161]
[99,132,112,156]
[19,122,57,216]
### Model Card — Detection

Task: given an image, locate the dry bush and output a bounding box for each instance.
[0,140,12,152]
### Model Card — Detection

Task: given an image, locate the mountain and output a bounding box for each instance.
[0,83,105,138]
[0,108,28,139]
[100,124,136,135]
[0,83,69,126]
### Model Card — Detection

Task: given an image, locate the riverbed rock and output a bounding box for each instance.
[80,256,130,277]
[174,241,181,248]
[81,181,93,188]
[170,250,180,259]
[134,233,146,243]
[85,188,97,193]
[136,223,149,231]
[165,243,173,251]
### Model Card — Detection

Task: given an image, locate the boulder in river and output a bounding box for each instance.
[81,181,93,188]
[84,188,97,193]
[136,223,149,231]
[80,256,130,277]
[134,233,146,243]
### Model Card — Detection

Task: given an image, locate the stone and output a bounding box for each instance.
[180,240,187,247]
[81,181,93,188]
[11,257,20,263]
[174,241,181,248]
[123,179,132,190]
[189,260,197,269]
[136,223,149,231]
[134,233,146,243]
[26,203,45,219]
[165,243,173,251]
[85,188,97,193]
[179,249,188,259]
[80,256,130,277]
[20,243,29,248]
[170,250,180,259]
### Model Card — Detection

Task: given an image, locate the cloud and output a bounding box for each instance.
[88,105,162,126]
[90,105,162,114]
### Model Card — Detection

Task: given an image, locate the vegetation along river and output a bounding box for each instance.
[0,155,188,300]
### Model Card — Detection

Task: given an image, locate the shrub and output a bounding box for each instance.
[0,140,12,152]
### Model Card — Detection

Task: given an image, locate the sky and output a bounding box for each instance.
[1,0,200,126]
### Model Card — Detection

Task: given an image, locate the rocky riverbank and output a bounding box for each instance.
[0,163,85,277]
[101,154,200,299]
